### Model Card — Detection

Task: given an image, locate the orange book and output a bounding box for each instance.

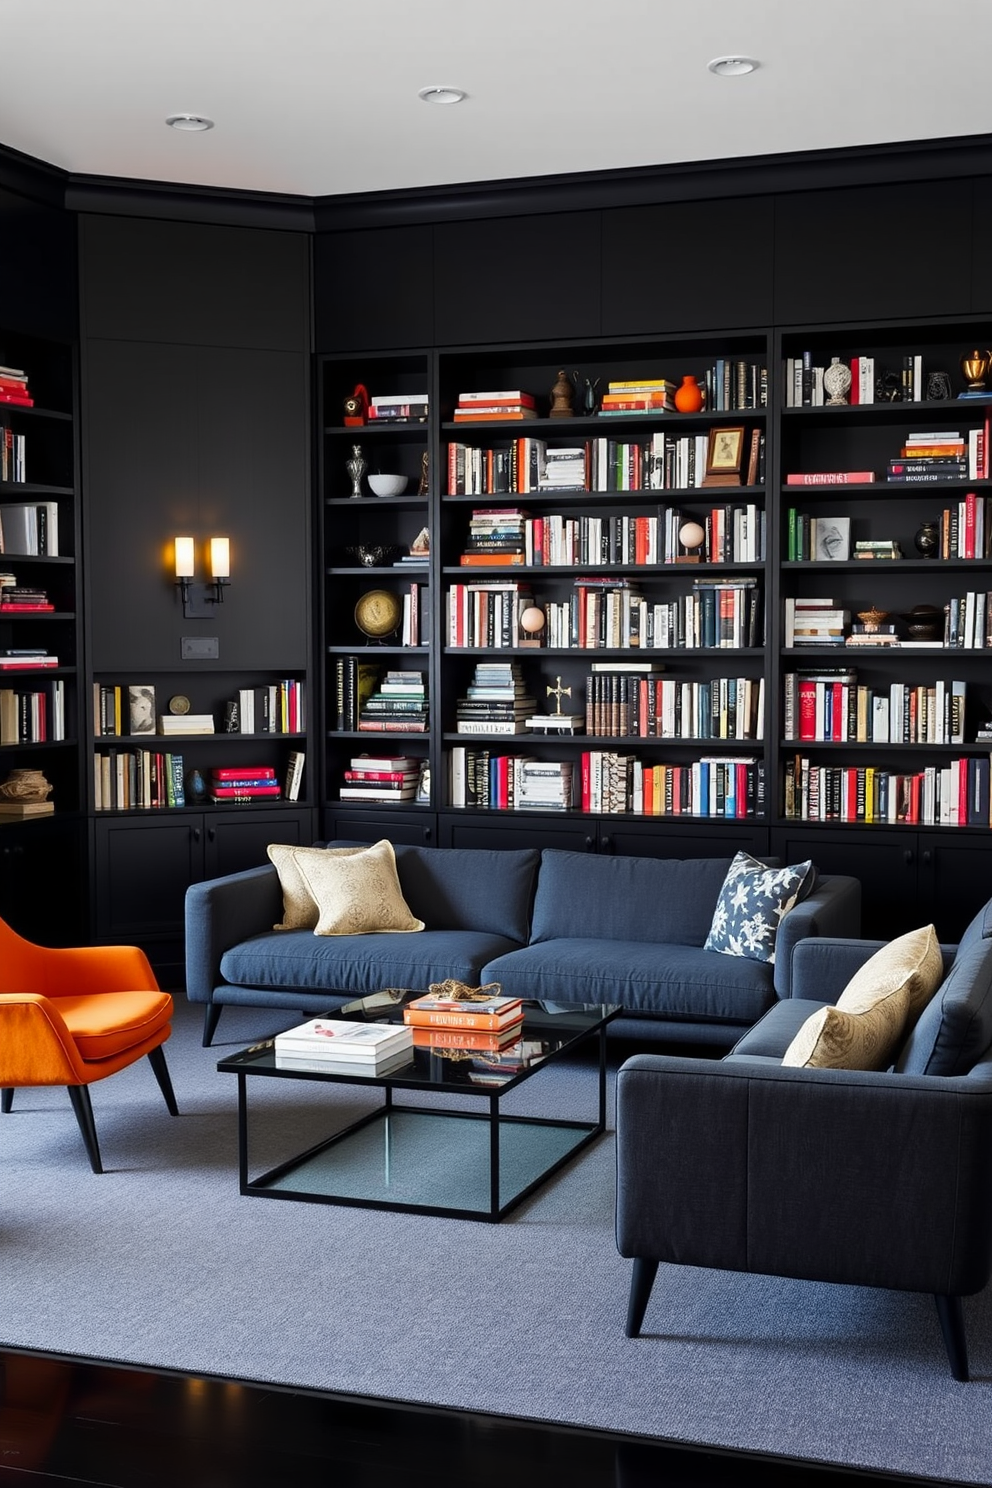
[411,1024,522,1052]
[403,992,524,1031]
[459,553,527,566]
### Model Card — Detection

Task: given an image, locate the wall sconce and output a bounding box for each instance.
[173,536,232,617]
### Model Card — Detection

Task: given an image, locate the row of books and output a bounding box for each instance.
[447,746,765,817]
[534,578,763,652]
[0,576,54,611]
[446,430,765,496]
[235,681,305,735]
[357,669,428,733]
[0,679,65,743]
[0,500,58,556]
[94,749,187,811]
[784,754,992,827]
[583,673,764,741]
[207,764,286,804]
[938,494,992,559]
[784,352,924,407]
[366,392,428,424]
[0,428,26,482]
[338,753,422,803]
[784,670,967,745]
[459,504,766,568]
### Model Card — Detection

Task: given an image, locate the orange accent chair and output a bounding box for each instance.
[0,916,177,1172]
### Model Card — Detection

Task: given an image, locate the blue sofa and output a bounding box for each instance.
[616,901,992,1380]
[184,842,861,1047]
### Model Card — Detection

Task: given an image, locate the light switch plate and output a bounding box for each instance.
[181,636,219,659]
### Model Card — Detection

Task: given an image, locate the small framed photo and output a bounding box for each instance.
[416,758,431,804]
[128,684,156,735]
[814,516,851,562]
[703,425,745,485]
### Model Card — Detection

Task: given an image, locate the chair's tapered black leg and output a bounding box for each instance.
[202,1003,223,1047]
[626,1258,659,1338]
[935,1294,969,1382]
[67,1085,103,1174]
[1,1088,12,1113]
[147,1045,179,1116]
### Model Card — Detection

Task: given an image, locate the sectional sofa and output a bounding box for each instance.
[184,840,861,1047]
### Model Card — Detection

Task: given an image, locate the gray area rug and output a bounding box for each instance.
[2,998,991,1483]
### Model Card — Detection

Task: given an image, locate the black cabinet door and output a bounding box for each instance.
[601,821,770,862]
[323,809,436,847]
[0,817,85,945]
[770,826,916,941]
[204,807,314,877]
[94,815,202,940]
[918,833,992,943]
[438,813,595,853]
[314,225,435,351]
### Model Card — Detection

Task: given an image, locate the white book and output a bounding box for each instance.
[274,1018,412,1058]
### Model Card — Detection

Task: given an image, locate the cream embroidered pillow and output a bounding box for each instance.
[267,843,369,931]
[289,838,424,937]
[782,924,942,1071]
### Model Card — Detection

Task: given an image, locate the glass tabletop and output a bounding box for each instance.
[217,996,621,1098]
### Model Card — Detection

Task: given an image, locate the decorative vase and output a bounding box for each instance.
[823,356,852,406]
[345,444,367,498]
[674,375,704,413]
[915,520,939,559]
[549,370,574,418]
[187,768,207,803]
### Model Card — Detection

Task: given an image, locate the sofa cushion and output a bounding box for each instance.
[529,851,734,947]
[782,924,942,1071]
[726,999,829,1060]
[290,840,424,936]
[954,898,992,956]
[392,844,539,942]
[482,939,777,1025]
[704,851,815,965]
[268,843,365,931]
[220,929,522,995]
[895,939,992,1076]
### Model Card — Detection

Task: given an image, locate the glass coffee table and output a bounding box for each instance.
[217,995,621,1223]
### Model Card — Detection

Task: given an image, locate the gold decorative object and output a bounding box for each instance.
[0,768,52,802]
[426,979,503,1002]
[418,451,430,496]
[354,588,402,640]
[961,351,992,392]
[856,608,890,634]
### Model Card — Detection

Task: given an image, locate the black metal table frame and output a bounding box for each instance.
[221,1010,616,1223]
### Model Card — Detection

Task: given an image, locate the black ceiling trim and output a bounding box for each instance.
[312,132,992,233]
[0,139,69,210]
[63,173,316,233]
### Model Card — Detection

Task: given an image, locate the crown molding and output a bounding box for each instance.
[64,173,316,232]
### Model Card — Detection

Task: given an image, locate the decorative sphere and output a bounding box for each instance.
[354,588,402,638]
[520,606,546,634]
[678,521,706,551]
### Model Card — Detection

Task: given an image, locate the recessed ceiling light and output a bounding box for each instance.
[165,114,215,132]
[707,56,759,77]
[417,86,466,106]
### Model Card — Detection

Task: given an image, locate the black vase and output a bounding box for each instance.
[915,521,939,559]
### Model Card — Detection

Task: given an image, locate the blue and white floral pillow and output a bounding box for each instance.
[704,851,816,964]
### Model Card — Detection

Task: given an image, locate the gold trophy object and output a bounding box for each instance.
[960,350,992,392]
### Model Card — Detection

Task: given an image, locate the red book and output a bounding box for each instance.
[965,491,977,560]
[210,783,282,797]
[785,472,877,485]
[211,766,276,780]
[849,357,860,406]
[344,769,416,782]
[0,394,33,406]
[0,602,54,611]
[798,681,817,741]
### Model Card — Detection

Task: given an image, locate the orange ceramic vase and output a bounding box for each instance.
[674,375,704,413]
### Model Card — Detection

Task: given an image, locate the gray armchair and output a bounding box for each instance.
[615,919,992,1380]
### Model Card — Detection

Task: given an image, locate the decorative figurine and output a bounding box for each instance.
[346,443,368,498]
[549,370,575,418]
[343,384,369,426]
[0,768,52,802]
[573,374,601,415]
[519,605,546,648]
[926,371,953,401]
[525,675,584,734]
[823,356,852,406]
[961,351,992,393]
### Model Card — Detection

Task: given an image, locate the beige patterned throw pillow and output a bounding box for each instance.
[289,838,424,936]
[782,923,942,1071]
[268,843,370,931]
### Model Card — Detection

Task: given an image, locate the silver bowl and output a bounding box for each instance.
[345,544,403,568]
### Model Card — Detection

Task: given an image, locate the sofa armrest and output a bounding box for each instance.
[184,866,283,1005]
[789,936,958,1004]
[615,1050,992,1296]
[772,874,862,997]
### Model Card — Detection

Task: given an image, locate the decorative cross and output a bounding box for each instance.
[546,676,572,715]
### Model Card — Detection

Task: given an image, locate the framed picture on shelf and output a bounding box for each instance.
[416,758,431,804]
[813,516,851,562]
[703,425,745,486]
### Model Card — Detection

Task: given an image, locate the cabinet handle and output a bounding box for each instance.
[192,827,201,843]
[423,826,432,842]
[207,828,215,842]
[584,835,595,852]
[903,849,914,866]
[601,834,612,853]
[922,849,932,866]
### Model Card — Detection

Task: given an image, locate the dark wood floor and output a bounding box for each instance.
[0,1346,966,1487]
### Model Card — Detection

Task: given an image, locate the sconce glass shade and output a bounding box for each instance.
[174,536,195,579]
[210,536,230,579]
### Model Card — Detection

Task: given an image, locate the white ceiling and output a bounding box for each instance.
[1,0,990,200]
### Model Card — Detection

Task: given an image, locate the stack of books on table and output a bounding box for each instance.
[452,390,537,422]
[208,766,282,803]
[339,754,420,802]
[456,660,535,735]
[274,1018,414,1075]
[402,991,525,1036]
[358,670,428,732]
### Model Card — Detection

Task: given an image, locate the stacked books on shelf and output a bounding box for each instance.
[452,390,536,422]
[939,491,992,559]
[338,753,420,802]
[0,647,57,669]
[93,749,185,810]
[366,392,429,424]
[157,712,215,734]
[783,597,850,647]
[460,507,527,566]
[538,446,586,490]
[273,1018,414,1075]
[235,680,305,734]
[358,669,428,732]
[0,426,26,482]
[887,428,987,484]
[854,539,903,561]
[402,990,525,1034]
[0,363,33,408]
[597,378,675,415]
[784,754,988,827]
[0,500,58,555]
[0,576,54,611]
[0,678,64,743]
[208,766,282,803]
[455,661,535,735]
[516,758,575,811]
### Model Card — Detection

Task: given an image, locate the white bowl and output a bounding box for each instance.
[368,473,408,497]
